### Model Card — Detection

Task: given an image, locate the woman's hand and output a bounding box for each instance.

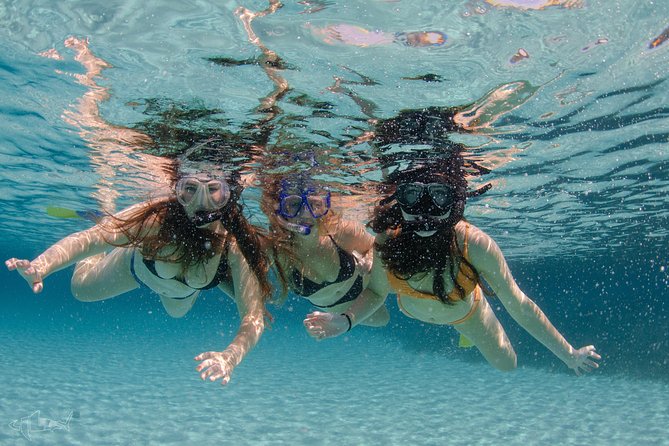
[194,351,235,386]
[566,345,601,376]
[304,311,350,340]
[352,250,373,275]
[5,258,43,293]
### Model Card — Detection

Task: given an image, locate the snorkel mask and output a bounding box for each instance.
[176,175,231,226]
[380,152,481,238]
[394,182,455,237]
[395,182,455,216]
[275,178,331,235]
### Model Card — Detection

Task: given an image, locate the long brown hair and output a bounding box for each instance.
[102,171,272,300]
[368,155,477,304]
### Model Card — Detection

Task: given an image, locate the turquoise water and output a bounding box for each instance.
[1,1,668,444]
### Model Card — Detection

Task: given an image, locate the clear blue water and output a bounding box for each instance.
[1,1,668,444]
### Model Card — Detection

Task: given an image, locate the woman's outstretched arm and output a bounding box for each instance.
[465,223,600,375]
[195,243,266,386]
[5,203,152,293]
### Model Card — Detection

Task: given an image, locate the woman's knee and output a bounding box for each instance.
[489,349,517,372]
[71,273,134,302]
[70,280,101,302]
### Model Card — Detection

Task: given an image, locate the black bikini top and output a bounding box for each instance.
[142,255,229,291]
[291,235,356,297]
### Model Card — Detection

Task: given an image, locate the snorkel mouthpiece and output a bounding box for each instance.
[283,221,312,235]
[275,215,311,235]
[192,209,223,227]
[401,215,448,233]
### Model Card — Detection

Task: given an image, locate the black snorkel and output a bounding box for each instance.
[400,215,451,233]
[192,208,225,227]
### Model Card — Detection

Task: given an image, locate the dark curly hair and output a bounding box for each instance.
[368,154,477,304]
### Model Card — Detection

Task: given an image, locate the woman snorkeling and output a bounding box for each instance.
[5,152,272,386]
[260,172,389,340]
[366,155,600,375]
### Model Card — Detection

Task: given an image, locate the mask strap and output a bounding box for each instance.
[379,194,396,206]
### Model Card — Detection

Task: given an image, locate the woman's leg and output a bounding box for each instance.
[359,304,390,327]
[454,295,517,371]
[71,248,139,301]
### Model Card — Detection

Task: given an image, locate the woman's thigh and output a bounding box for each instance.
[71,248,139,301]
[159,293,200,318]
[454,296,517,371]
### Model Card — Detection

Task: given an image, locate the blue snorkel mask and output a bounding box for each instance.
[275,179,331,235]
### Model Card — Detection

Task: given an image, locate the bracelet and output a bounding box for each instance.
[341,313,352,332]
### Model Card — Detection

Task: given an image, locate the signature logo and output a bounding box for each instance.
[9,410,78,441]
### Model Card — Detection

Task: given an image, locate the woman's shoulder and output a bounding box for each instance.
[329,218,374,243]
[456,219,485,235]
[328,217,366,234]
[455,220,508,270]
[455,220,492,250]
[455,220,470,239]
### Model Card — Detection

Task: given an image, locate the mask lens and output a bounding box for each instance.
[280,195,304,218]
[306,195,329,218]
[176,177,230,209]
[205,180,230,207]
[427,184,454,208]
[176,178,201,205]
[396,183,424,207]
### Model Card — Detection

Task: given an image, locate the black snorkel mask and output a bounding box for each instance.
[397,182,454,215]
[379,154,492,236]
[380,180,463,235]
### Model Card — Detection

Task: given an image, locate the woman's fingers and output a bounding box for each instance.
[5,258,30,270]
[195,358,214,372]
[194,351,215,362]
[6,259,43,293]
[194,352,233,385]
[584,359,599,369]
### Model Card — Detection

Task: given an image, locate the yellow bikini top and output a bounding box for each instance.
[386,223,478,302]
